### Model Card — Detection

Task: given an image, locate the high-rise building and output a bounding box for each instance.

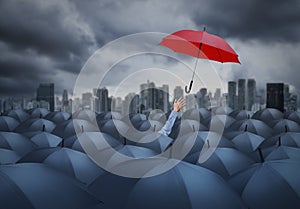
[284,84,291,112]
[174,86,184,100]
[185,94,197,110]
[266,83,284,112]
[82,92,93,110]
[36,83,54,111]
[238,79,246,110]
[93,87,109,113]
[228,81,237,109]
[62,89,69,107]
[247,79,256,111]
[123,93,139,114]
[288,94,298,111]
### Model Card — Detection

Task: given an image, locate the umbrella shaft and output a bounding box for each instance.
[192,43,202,80]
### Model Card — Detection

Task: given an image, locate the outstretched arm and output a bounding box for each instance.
[158,98,186,136]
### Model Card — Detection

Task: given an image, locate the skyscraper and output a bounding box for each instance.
[247,79,256,111]
[93,87,109,113]
[174,86,184,100]
[266,83,284,112]
[238,79,246,110]
[36,83,54,111]
[228,81,237,109]
[62,89,69,107]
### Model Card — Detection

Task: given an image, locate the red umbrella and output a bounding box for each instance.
[160,28,240,93]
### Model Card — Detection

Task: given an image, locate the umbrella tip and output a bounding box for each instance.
[81,125,84,133]
[244,124,248,132]
[258,148,265,163]
[153,124,156,131]
[285,125,288,133]
[203,26,206,31]
[278,136,281,147]
[42,124,45,132]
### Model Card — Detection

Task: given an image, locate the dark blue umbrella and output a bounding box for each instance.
[27,108,50,118]
[264,132,300,148]
[0,148,21,164]
[97,111,123,121]
[44,111,71,124]
[72,109,97,123]
[206,115,236,132]
[43,148,105,185]
[18,147,61,163]
[0,132,36,156]
[4,109,30,122]
[89,161,246,209]
[228,159,300,209]
[229,110,253,121]
[182,108,211,121]
[0,163,103,209]
[231,132,265,153]
[197,147,255,179]
[30,132,62,148]
[285,111,300,124]
[15,118,56,133]
[0,116,20,131]
[252,108,284,125]
[265,146,300,161]
[270,119,300,134]
[98,119,129,141]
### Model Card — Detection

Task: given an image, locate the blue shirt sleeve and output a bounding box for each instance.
[158,110,178,136]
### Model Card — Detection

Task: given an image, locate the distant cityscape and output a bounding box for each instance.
[0,79,298,114]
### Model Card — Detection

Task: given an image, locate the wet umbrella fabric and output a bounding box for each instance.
[0,163,103,209]
[89,161,246,209]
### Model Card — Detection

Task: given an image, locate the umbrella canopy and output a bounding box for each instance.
[43,148,105,185]
[269,119,300,134]
[228,159,300,209]
[15,118,56,133]
[231,132,265,153]
[0,132,36,156]
[198,147,255,179]
[72,109,97,123]
[206,115,236,132]
[227,119,273,139]
[52,119,99,138]
[265,146,300,161]
[89,161,245,209]
[0,163,103,209]
[285,111,300,124]
[97,111,123,121]
[27,108,50,118]
[30,132,62,148]
[229,110,253,121]
[3,109,30,122]
[44,111,70,124]
[211,106,233,115]
[252,108,284,125]
[0,116,20,131]
[126,132,173,153]
[160,29,240,93]
[98,119,129,141]
[0,148,21,164]
[265,132,300,148]
[181,108,211,121]
[18,147,61,163]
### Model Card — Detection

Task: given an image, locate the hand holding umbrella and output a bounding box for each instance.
[160,27,240,93]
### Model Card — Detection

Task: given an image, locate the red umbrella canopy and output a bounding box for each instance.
[160,29,240,63]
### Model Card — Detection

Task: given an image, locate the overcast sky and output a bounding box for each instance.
[1,0,300,102]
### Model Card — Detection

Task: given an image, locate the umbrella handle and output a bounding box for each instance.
[185,80,193,93]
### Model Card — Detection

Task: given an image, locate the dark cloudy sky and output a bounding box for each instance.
[1,0,300,102]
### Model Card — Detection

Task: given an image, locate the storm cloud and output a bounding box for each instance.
[0,0,300,104]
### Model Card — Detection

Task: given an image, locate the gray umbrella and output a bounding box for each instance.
[52,119,99,138]
[44,111,71,124]
[286,111,300,124]
[212,106,233,115]
[30,132,62,148]
[252,108,284,125]
[206,115,236,132]
[97,111,122,121]
[227,119,274,139]
[98,119,129,141]
[0,116,20,131]
[265,146,300,161]
[15,118,56,133]
[228,159,300,209]
[270,119,300,134]
[18,147,61,163]
[88,160,246,209]
[264,132,300,148]
[27,108,50,118]
[197,147,255,179]
[43,148,105,185]
[4,109,30,122]
[229,110,253,121]
[0,163,103,209]
[72,109,97,123]
[0,132,36,156]
[0,148,21,164]
[231,132,265,153]
[169,119,208,139]
[181,108,211,121]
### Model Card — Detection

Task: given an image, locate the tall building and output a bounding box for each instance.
[284,84,291,112]
[62,89,69,107]
[247,79,256,111]
[36,83,54,111]
[93,87,109,113]
[82,92,93,110]
[266,83,284,112]
[174,86,184,100]
[228,81,237,109]
[123,93,139,114]
[237,79,246,110]
[185,94,197,110]
[196,88,209,108]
